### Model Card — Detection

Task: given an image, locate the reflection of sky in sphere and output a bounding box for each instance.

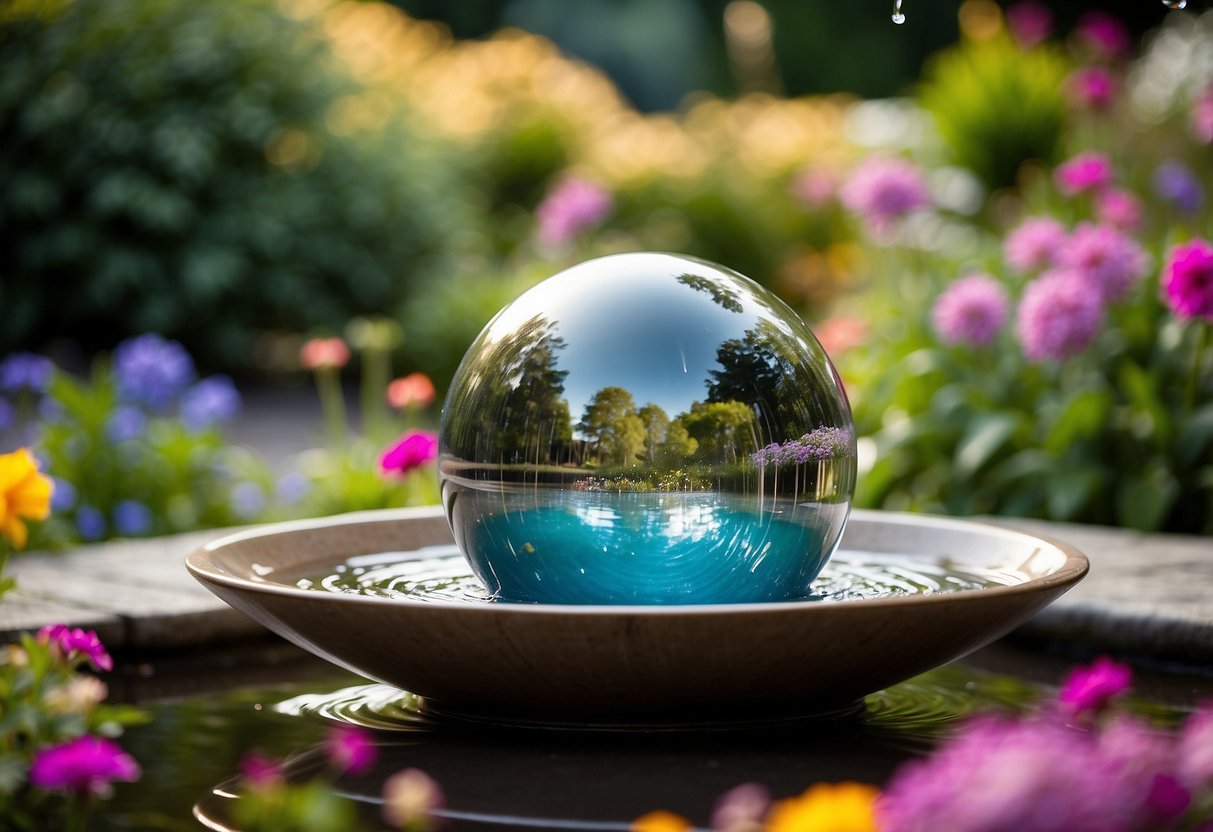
[482,253,765,426]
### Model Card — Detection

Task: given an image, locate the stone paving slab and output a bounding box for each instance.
[0,513,1210,666]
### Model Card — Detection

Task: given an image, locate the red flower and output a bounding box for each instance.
[300,337,351,370]
[379,430,439,477]
[387,372,437,410]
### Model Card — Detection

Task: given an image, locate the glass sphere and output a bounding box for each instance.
[439,252,856,605]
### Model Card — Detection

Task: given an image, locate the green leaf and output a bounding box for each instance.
[1115,465,1179,531]
[1044,388,1111,455]
[955,412,1020,476]
[1117,362,1171,447]
[1047,466,1102,520]
[1177,403,1213,469]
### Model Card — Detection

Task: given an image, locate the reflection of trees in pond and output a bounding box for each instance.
[443,315,572,465]
[674,272,744,314]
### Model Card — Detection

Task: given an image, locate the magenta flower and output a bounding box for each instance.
[878,715,1140,832]
[1054,152,1113,197]
[1058,656,1132,716]
[1058,222,1149,303]
[1016,270,1103,362]
[326,725,376,776]
[1066,67,1116,112]
[1162,238,1213,322]
[1005,1,1053,49]
[239,751,283,790]
[536,176,612,246]
[1178,705,1213,788]
[1095,188,1142,232]
[1075,11,1132,61]
[932,274,1009,347]
[37,624,113,672]
[379,430,439,477]
[29,736,140,796]
[840,155,931,238]
[1004,216,1068,274]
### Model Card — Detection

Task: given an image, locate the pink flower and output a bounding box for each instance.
[1006,1,1053,49]
[791,166,839,208]
[931,274,1010,347]
[1095,188,1142,232]
[300,337,351,370]
[380,430,439,476]
[1059,222,1149,303]
[239,751,283,790]
[1162,238,1213,322]
[1016,270,1104,362]
[536,176,612,246]
[814,316,867,356]
[1054,152,1113,197]
[37,624,113,671]
[1058,656,1132,716]
[326,725,376,776]
[387,372,436,410]
[1192,86,1213,144]
[29,736,140,796]
[712,782,770,832]
[1075,11,1132,61]
[382,768,445,829]
[1066,66,1116,112]
[1178,705,1213,788]
[1003,216,1068,274]
[840,155,931,238]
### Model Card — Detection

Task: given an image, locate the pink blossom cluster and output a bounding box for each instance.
[931,275,1009,347]
[38,624,113,672]
[536,176,613,246]
[840,156,932,239]
[879,658,1213,832]
[750,426,854,467]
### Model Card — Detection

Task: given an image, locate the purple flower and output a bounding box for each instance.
[1162,238,1213,322]
[1178,705,1213,788]
[38,396,65,423]
[1057,656,1131,716]
[1095,188,1142,232]
[1058,222,1149,303]
[878,715,1139,832]
[536,176,613,246]
[29,736,140,796]
[840,155,931,237]
[275,471,310,505]
[37,624,113,671]
[113,333,196,411]
[1075,11,1132,61]
[379,430,439,477]
[181,375,241,431]
[239,752,283,790]
[1005,1,1052,49]
[326,725,376,776]
[1154,161,1205,215]
[0,353,54,394]
[0,397,11,431]
[50,478,76,511]
[1003,217,1067,274]
[1097,717,1188,826]
[1066,67,1116,112]
[106,405,147,443]
[1016,270,1103,362]
[113,500,153,536]
[932,274,1009,347]
[231,482,265,520]
[1054,152,1113,197]
[75,505,106,542]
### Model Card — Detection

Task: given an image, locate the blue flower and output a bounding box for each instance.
[231,482,265,519]
[181,375,241,431]
[76,506,106,542]
[275,471,310,505]
[38,397,65,423]
[113,334,196,411]
[50,478,77,511]
[112,500,153,537]
[1154,161,1205,215]
[0,353,54,394]
[106,406,147,443]
[0,397,11,431]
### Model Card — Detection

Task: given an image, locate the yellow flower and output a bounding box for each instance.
[765,782,881,832]
[0,448,53,549]
[631,810,692,832]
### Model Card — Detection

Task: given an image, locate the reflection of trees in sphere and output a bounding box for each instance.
[439,253,856,605]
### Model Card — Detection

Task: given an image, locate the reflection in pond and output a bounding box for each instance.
[438,253,856,604]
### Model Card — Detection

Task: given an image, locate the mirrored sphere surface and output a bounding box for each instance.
[439,253,856,605]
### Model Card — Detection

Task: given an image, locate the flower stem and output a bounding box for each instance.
[315,368,348,448]
[1186,323,1209,413]
[360,346,390,442]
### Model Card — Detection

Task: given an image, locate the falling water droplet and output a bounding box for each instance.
[892,0,906,24]
[1162,0,1187,8]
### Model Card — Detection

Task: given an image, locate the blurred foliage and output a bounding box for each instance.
[0,0,466,371]
[919,31,1070,191]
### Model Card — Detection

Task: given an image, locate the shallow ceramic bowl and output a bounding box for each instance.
[186,507,1086,726]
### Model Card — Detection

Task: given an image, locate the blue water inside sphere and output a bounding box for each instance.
[439,252,856,605]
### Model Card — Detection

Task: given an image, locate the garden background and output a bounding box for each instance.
[1,0,1210,551]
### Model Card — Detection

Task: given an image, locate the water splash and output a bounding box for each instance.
[892,0,906,24]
